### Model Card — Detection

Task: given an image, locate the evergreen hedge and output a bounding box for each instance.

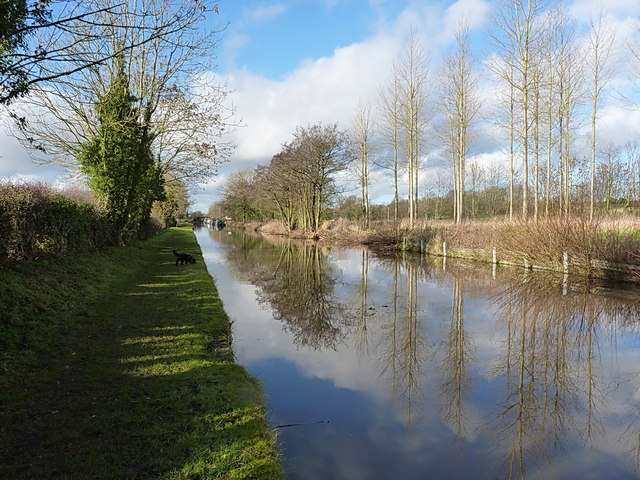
[1,182,121,267]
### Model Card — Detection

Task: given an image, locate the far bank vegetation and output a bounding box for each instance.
[212,2,640,278]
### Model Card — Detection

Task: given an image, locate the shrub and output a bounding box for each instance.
[436,216,640,276]
[0,182,117,267]
[258,220,290,235]
[494,217,638,267]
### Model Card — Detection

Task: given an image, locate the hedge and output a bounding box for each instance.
[1,182,115,267]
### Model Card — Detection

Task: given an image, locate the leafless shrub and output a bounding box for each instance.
[358,221,437,253]
[57,184,97,205]
[258,221,289,236]
[495,217,638,267]
[442,219,508,249]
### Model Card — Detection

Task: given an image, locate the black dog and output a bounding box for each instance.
[173,250,196,265]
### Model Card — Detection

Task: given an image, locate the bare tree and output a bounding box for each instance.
[378,64,402,224]
[599,143,620,212]
[1,1,117,104]
[532,61,542,221]
[284,123,351,232]
[469,160,483,220]
[541,7,562,218]
[352,104,375,227]
[220,168,260,222]
[1,1,220,105]
[554,14,583,218]
[397,31,429,224]
[587,9,616,220]
[490,0,546,221]
[509,78,516,221]
[13,0,230,187]
[441,22,481,224]
[623,140,640,207]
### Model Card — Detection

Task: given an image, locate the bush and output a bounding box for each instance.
[258,220,290,235]
[435,216,640,277]
[0,182,116,267]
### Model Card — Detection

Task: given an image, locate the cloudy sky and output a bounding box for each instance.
[2,0,640,212]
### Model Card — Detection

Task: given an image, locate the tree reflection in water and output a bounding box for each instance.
[219,231,346,350]
[207,228,640,479]
[488,273,640,478]
[374,255,431,426]
[442,276,472,438]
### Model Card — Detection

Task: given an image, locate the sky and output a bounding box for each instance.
[2,0,640,212]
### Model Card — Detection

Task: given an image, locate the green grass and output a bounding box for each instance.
[0,226,282,479]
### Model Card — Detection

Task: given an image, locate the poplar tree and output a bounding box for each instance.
[397,32,428,224]
[353,105,374,227]
[441,23,481,224]
[490,0,546,221]
[587,10,615,220]
[378,66,402,224]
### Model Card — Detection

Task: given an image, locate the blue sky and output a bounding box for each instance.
[2,0,640,212]
[218,1,381,78]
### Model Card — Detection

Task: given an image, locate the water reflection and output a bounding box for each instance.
[373,257,430,427]
[221,234,345,349]
[490,275,640,478]
[441,276,471,438]
[196,227,640,480]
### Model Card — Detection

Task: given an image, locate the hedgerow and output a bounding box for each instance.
[0,182,162,268]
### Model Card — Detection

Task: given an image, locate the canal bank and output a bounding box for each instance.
[237,218,640,283]
[0,225,282,479]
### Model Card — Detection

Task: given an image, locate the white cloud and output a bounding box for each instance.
[0,126,68,183]
[443,0,490,37]
[593,103,640,146]
[196,32,402,210]
[568,0,640,23]
[244,3,287,24]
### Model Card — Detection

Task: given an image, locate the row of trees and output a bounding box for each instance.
[336,136,640,222]
[2,0,229,241]
[218,0,637,228]
[218,123,351,231]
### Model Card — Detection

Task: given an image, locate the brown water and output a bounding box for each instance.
[195,227,640,480]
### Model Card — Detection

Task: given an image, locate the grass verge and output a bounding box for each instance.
[0,225,282,479]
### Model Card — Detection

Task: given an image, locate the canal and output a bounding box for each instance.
[195,226,640,480]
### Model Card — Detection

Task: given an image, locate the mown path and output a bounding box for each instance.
[0,226,282,479]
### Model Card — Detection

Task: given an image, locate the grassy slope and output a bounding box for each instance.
[0,226,282,479]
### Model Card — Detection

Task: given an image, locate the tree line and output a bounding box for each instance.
[2,0,230,242]
[216,0,639,228]
[214,124,350,230]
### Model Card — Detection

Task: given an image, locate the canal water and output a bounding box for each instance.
[195,227,640,480]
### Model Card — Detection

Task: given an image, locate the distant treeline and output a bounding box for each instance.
[216,177,640,226]
[332,185,640,223]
